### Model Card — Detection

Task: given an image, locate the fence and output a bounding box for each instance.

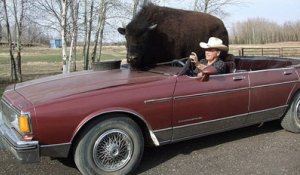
[237,47,300,58]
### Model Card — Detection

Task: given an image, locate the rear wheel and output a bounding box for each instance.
[281,93,300,133]
[74,116,144,175]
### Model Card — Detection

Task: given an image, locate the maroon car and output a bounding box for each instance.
[1,56,300,175]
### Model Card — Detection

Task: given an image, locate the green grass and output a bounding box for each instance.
[0,46,126,96]
[0,47,124,64]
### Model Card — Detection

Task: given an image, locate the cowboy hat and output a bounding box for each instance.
[200,37,228,51]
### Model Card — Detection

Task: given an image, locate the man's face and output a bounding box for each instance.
[205,48,220,62]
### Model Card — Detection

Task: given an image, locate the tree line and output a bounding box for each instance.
[0,0,298,82]
[230,18,300,44]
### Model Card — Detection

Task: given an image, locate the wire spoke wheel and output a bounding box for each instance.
[296,100,300,125]
[74,117,143,175]
[281,93,300,133]
[93,129,133,172]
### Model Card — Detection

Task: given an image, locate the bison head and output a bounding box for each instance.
[118,23,157,70]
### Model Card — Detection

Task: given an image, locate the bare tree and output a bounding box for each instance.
[33,0,79,73]
[0,23,2,42]
[13,0,26,81]
[2,0,17,81]
[194,0,243,17]
[61,0,69,74]
[133,0,139,17]
[1,0,26,82]
[0,3,2,42]
[230,18,300,44]
[132,0,149,17]
[68,0,79,72]
[92,0,108,63]
[32,0,62,32]
[83,0,94,70]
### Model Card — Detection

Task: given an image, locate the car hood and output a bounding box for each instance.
[14,69,166,105]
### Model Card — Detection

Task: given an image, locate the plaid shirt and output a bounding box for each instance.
[199,58,226,74]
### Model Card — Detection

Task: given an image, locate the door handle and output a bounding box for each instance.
[284,71,293,75]
[233,76,246,81]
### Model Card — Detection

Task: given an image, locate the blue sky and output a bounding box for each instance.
[226,0,300,24]
[158,0,300,28]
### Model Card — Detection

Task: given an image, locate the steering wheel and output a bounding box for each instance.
[178,59,197,76]
[171,59,186,67]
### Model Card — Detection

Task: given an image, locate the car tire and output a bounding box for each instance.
[281,93,300,133]
[74,116,144,175]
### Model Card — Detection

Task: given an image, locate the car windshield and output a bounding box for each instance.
[147,58,189,76]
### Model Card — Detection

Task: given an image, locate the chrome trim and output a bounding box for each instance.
[144,97,173,104]
[174,87,249,101]
[248,67,294,73]
[149,130,160,146]
[284,70,293,75]
[251,80,299,89]
[153,127,173,133]
[233,76,246,81]
[174,113,247,130]
[0,114,39,163]
[295,100,300,127]
[178,117,203,123]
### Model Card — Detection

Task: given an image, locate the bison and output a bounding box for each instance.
[118,3,229,70]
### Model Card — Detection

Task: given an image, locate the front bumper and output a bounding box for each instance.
[0,112,40,163]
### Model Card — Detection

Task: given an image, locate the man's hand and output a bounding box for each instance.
[189,52,199,66]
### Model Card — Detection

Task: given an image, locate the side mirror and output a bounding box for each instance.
[199,66,218,82]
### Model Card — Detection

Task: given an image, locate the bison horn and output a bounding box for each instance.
[122,22,127,28]
[148,24,157,30]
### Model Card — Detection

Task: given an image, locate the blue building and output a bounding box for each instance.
[49,39,62,48]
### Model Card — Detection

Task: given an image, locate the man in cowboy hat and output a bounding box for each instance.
[189,37,228,77]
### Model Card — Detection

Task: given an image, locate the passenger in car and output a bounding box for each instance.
[189,37,228,77]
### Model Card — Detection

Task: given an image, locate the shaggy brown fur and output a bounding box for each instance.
[118,3,228,70]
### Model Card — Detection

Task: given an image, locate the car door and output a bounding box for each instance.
[172,72,250,141]
[247,67,299,124]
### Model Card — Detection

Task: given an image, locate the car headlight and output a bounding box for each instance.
[1,99,32,135]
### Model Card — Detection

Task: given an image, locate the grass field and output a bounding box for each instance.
[0,46,127,96]
[0,42,300,96]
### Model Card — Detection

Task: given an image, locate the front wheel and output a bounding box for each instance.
[74,116,144,175]
[281,93,300,133]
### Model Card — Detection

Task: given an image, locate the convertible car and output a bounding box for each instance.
[1,56,300,175]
